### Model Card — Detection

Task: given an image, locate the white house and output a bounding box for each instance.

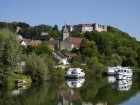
[53,51,69,65]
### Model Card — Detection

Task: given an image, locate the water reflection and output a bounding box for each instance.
[108,76,116,83]
[58,88,82,105]
[114,79,132,91]
[65,78,85,88]
[108,76,132,91]
[0,73,140,105]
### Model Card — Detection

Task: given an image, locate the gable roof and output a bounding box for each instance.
[67,37,83,48]
[53,51,66,59]
[63,53,77,58]
[47,37,57,45]
[49,37,55,41]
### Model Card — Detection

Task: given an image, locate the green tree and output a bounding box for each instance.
[0,29,21,86]
[106,54,122,66]
[24,53,48,82]
[137,48,140,66]
[117,47,138,66]
[80,39,98,58]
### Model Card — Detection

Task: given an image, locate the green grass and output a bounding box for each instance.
[8,73,32,90]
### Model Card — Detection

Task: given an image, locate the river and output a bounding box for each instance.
[0,73,140,105]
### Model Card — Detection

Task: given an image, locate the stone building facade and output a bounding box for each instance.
[60,25,83,51]
[67,23,107,32]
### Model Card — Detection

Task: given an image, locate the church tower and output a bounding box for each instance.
[63,24,69,40]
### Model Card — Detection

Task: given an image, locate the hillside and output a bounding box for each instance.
[83,26,140,67]
[0,21,140,67]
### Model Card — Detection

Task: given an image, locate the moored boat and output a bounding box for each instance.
[65,68,85,78]
[115,67,133,80]
[108,66,122,75]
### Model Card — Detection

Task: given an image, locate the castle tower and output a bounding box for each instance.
[63,24,69,40]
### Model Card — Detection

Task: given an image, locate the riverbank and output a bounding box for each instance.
[8,73,32,90]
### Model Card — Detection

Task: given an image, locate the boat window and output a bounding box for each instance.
[118,70,120,72]
[127,71,129,73]
[121,70,123,72]
[124,70,126,72]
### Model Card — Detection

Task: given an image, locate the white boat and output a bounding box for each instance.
[115,67,133,80]
[65,68,85,78]
[108,66,122,75]
[66,78,85,88]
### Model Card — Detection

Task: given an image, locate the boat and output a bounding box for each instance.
[108,66,122,75]
[115,67,133,80]
[65,68,85,78]
[65,78,85,88]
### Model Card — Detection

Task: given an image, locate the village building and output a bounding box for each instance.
[62,53,77,61]
[53,51,69,65]
[20,39,42,46]
[60,25,83,51]
[46,37,57,50]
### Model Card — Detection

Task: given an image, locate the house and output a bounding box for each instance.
[61,37,83,51]
[28,40,42,46]
[21,39,31,46]
[20,39,42,46]
[47,37,57,50]
[63,53,77,61]
[53,51,69,65]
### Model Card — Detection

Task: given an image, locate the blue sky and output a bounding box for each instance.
[0,0,140,40]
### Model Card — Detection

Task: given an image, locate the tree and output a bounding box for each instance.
[0,29,21,86]
[24,53,48,82]
[137,48,140,66]
[80,39,98,58]
[53,25,58,31]
[117,47,138,66]
[106,54,122,66]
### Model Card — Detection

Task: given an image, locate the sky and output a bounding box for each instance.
[0,0,140,40]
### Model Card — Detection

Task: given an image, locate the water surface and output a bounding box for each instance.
[0,73,140,105]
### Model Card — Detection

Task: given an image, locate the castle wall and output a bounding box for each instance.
[69,23,107,32]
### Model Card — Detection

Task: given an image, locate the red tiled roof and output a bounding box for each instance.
[63,53,77,57]
[67,37,83,48]
[29,40,42,46]
[53,51,66,59]
[47,40,57,45]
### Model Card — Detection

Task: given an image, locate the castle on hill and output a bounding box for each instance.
[66,23,107,32]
